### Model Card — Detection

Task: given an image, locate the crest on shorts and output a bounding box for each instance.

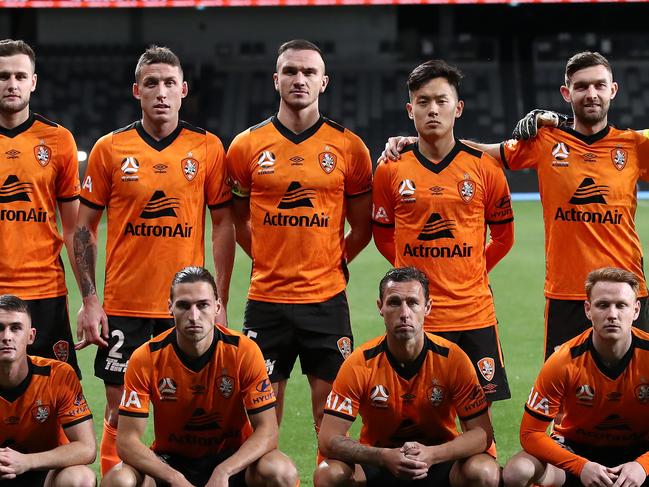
[635,384,649,404]
[457,175,476,203]
[31,403,50,423]
[181,157,198,181]
[337,337,352,359]
[52,340,69,362]
[427,384,446,407]
[477,357,495,382]
[611,147,627,171]
[34,144,51,167]
[319,152,337,174]
[218,375,234,398]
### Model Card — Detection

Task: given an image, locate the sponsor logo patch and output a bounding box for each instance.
[370,385,389,408]
[157,377,177,400]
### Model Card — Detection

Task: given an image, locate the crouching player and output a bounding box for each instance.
[101,267,298,487]
[314,267,499,487]
[504,267,649,487]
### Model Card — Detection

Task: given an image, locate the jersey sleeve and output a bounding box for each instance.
[344,131,373,197]
[80,134,112,209]
[634,131,649,182]
[119,345,152,418]
[324,350,365,422]
[499,131,545,171]
[53,363,92,428]
[448,346,489,421]
[523,351,567,422]
[238,335,276,415]
[54,127,81,201]
[482,154,514,225]
[204,132,232,209]
[371,161,395,226]
[225,131,252,198]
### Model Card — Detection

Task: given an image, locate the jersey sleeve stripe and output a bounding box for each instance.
[486,217,514,225]
[345,188,372,199]
[119,410,149,419]
[247,402,276,416]
[499,143,510,170]
[372,220,395,228]
[57,195,80,203]
[79,196,105,211]
[62,414,93,428]
[323,409,356,422]
[208,199,233,210]
[524,404,552,422]
[457,406,488,422]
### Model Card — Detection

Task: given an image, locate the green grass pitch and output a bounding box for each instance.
[63,199,649,485]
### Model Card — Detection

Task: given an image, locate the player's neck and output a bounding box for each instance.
[387,334,424,365]
[176,329,214,358]
[572,117,608,136]
[592,332,632,367]
[418,132,456,162]
[140,115,179,141]
[0,107,30,130]
[0,358,30,389]
[276,103,320,134]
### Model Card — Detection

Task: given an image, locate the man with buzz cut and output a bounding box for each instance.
[74,45,235,474]
[384,51,649,360]
[503,267,649,487]
[0,294,96,486]
[0,39,82,377]
[314,267,500,487]
[102,266,298,487]
[226,39,373,455]
[372,60,514,419]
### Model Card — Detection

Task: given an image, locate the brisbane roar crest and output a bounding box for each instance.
[319,152,337,174]
[52,340,69,363]
[31,403,50,423]
[477,357,495,382]
[34,144,51,167]
[457,175,476,203]
[181,157,199,181]
[611,147,627,171]
[337,337,352,359]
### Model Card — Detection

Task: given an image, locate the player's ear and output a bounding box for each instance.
[168,298,173,315]
[133,82,141,100]
[455,100,464,119]
[320,74,329,93]
[31,73,37,93]
[633,299,640,321]
[610,81,618,100]
[584,299,592,321]
[424,298,432,317]
[406,103,414,120]
[376,298,384,315]
[181,81,188,99]
[28,327,36,346]
[273,73,279,92]
[560,85,571,103]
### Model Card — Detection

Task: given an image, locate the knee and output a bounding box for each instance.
[461,455,501,487]
[313,459,353,487]
[100,464,140,487]
[52,465,97,487]
[502,453,538,487]
[254,451,299,487]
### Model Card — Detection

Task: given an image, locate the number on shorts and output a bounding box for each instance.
[108,329,125,359]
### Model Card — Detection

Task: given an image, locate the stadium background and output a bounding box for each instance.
[2,4,649,483]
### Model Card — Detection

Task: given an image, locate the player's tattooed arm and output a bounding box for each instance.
[73,225,97,297]
[328,435,384,465]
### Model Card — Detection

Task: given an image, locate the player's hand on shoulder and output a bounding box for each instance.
[380,446,428,480]
[379,136,419,163]
[75,296,109,349]
[609,461,647,487]
[579,461,617,487]
[512,109,567,140]
[0,447,32,479]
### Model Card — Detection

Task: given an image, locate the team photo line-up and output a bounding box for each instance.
[0,35,648,487]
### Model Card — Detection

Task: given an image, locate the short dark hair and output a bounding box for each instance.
[0,39,35,72]
[134,45,183,83]
[407,60,463,98]
[565,51,612,86]
[277,39,322,58]
[170,266,218,301]
[0,294,31,317]
[379,267,429,302]
[585,267,639,299]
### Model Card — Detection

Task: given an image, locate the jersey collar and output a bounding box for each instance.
[135,120,185,152]
[0,358,34,403]
[0,111,35,138]
[171,328,218,373]
[384,334,434,380]
[271,115,325,145]
[558,125,611,145]
[588,331,635,380]
[413,139,462,174]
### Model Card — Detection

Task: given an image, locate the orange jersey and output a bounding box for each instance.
[0,356,92,453]
[372,143,513,332]
[80,122,230,318]
[119,326,276,457]
[0,113,79,300]
[226,116,372,303]
[501,126,649,299]
[324,332,488,448]
[522,328,649,474]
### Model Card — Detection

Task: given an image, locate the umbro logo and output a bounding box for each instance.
[183,408,221,431]
[277,181,316,209]
[569,178,608,205]
[4,149,20,159]
[417,213,455,241]
[140,191,180,219]
[0,175,32,203]
[290,156,304,165]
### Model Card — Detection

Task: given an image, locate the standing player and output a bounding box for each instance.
[0,39,81,376]
[0,294,96,486]
[226,39,373,442]
[384,52,649,359]
[102,267,298,487]
[74,46,234,474]
[372,60,514,409]
[503,268,649,487]
[314,267,500,487]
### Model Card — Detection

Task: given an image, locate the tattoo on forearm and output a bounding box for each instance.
[73,226,97,297]
[330,436,383,465]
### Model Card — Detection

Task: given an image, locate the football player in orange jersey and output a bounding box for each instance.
[73,46,235,474]
[0,39,82,377]
[503,268,649,487]
[0,294,96,486]
[102,267,297,487]
[382,52,649,360]
[315,267,499,487]
[226,39,372,454]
